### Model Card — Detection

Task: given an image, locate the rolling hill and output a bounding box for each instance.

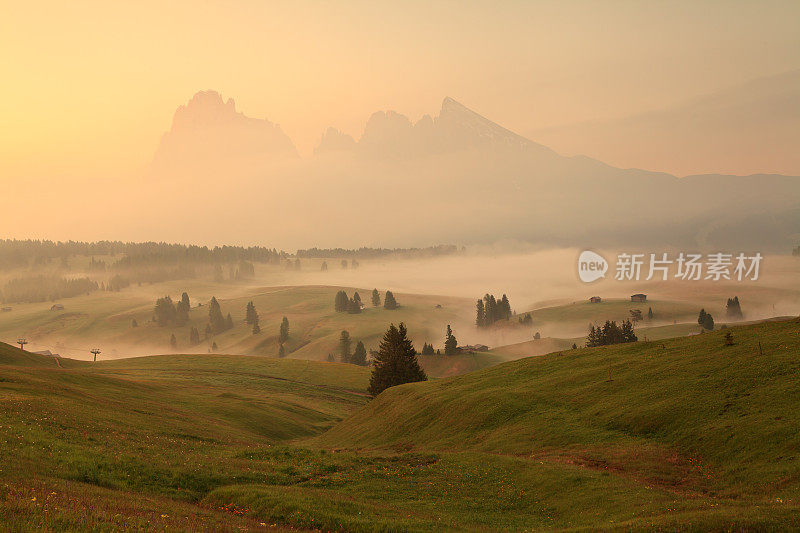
[3,319,800,530]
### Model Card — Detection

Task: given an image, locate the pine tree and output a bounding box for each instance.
[703,313,715,331]
[698,309,707,326]
[371,288,380,307]
[334,290,349,312]
[500,294,511,320]
[252,317,261,335]
[279,316,289,343]
[368,323,427,396]
[648,307,654,320]
[476,299,485,327]
[347,298,362,314]
[421,342,435,355]
[339,330,352,363]
[383,291,398,310]
[154,296,177,327]
[208,297,226,333]
[245,301,257,325]
[726,296,743,320]
[351,340,367,366]
[444,324,458,355]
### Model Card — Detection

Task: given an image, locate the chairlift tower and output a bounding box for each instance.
[90,348,101,362]
[17,338,28,350]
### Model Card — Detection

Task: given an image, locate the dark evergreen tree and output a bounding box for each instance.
[154,296,177,327]
[648,307,654,320]
[698,309,707,326]
[339,330,352,363]
[702,313,715,331]
[383,291,398,310]
[347,298,362,314]
[279,316,289,343]
[245,301,257,325]
[352,340,367,366]
[208,296,226,333]
[421,342,435,355]
[726,296,743,320]
[368,323,427,396]
[334,290,349,312]
[252,316,261,334]
[476,299,485,327]
[371,288,381,307]
[500,294,511,320]
[444,325,458,355]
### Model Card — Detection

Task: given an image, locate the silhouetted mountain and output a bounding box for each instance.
[147,92,799,251]
[152,90,296,172]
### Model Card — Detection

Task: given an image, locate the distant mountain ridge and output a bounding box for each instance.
[148,90,800,251]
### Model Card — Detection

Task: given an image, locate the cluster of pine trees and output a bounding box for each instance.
[154,292,191,327]
[725,296,743,320]
[586,320,637,347]
[698,309,715,330]
[518,313,532,325]
[476,293,512,327]
[420,342,436,355]
[338,330,368,365]
[334,290,363,313]
[367,323,427,396]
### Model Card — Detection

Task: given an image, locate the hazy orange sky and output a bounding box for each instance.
[2,0,799,180]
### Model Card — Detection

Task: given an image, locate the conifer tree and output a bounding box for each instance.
[371,288,380,307]
[279,316,289,343]
[476,299,485,327]
[252,316,261,334]
[208,297,226,333]
[368,323,427,396]
[351,340,367,366]
[339,330,352,363]
[334,290,349,312]
[444,324,458,355]
[383,291,398,310]
[245,301,257,325]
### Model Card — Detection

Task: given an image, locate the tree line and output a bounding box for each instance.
[335,289,397,312]
[1,275,98,304]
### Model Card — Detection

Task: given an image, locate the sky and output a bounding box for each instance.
[2,0,798,178]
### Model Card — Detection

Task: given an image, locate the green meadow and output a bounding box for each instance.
[2,318,799,530]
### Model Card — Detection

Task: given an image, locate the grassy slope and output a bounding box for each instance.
[310,318,800,528]
[3,320,800,530]
[0,345,369,530]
